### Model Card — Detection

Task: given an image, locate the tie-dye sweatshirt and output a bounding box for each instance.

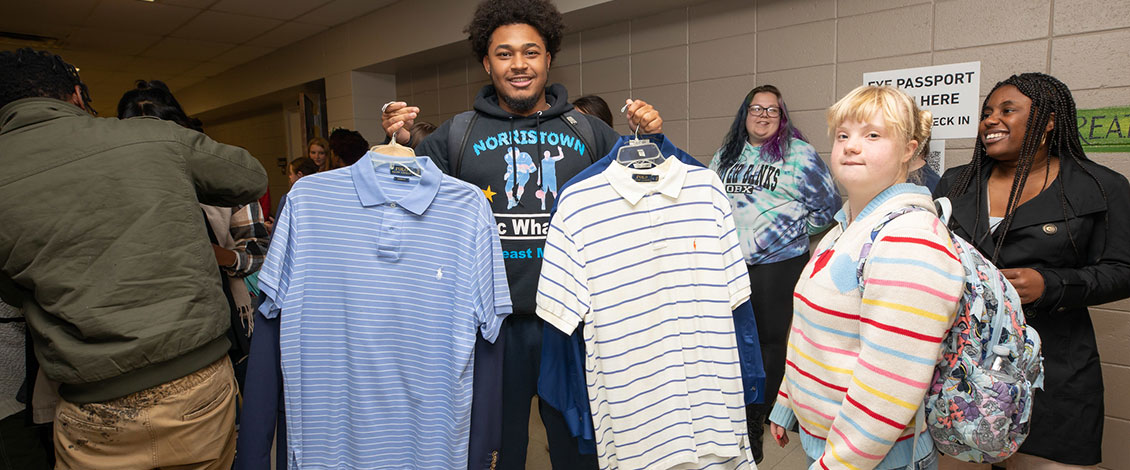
[709,139,840,265]
[769,184,963,470]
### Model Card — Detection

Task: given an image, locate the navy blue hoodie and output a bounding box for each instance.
[417,83,619,315]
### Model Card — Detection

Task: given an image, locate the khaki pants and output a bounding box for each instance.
[53,357,238,470]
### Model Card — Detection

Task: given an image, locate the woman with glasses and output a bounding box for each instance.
[708,84,841,463]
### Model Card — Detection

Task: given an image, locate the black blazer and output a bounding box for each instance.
[935,156,1130,465]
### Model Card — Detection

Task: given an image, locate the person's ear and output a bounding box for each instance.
[67,85,85,111]
[483,56,491,77]
[1045,111,1055,133]
[546,52,551,69]
[905,139,920,165]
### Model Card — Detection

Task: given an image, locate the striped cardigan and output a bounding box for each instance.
[770,183,963,469]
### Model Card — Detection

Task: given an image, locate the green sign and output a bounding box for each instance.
[1077,106,1130,153]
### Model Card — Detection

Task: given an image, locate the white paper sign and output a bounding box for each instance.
[863,62,981,140]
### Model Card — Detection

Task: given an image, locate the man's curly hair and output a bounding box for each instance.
[465,0,565,62]
[0,48,95,114]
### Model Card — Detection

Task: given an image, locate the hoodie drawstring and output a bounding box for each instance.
[535,111,543,189]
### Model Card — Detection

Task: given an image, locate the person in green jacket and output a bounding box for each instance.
[0,48,268,470]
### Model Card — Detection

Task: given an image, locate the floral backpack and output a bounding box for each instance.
[857,199,1044,463]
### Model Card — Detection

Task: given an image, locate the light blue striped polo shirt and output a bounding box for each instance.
[258,152,511,469]
[537,157,754,470]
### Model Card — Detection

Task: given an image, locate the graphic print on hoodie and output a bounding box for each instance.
[416,84,620,315]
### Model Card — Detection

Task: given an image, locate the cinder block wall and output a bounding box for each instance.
[394,1,1130,468]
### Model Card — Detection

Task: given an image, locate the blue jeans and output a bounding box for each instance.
[805,450,938,470]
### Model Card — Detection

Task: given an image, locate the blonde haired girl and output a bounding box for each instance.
[306,136,334,172]
[767,85,963,470]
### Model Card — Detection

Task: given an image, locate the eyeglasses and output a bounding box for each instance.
[748,105,781,118]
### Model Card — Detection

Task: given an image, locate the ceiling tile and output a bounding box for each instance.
[301,0,398,27]
[163,75,209,92]
[170,10,282,43]
[161,0,221,8]
[211,0,332,21]
[141,37,234,62]
[246,21,327,48]
[0,0,100,27]
[63,28,162,56]
[83,0,201,36]
[55,50,133,71]
[210,44,273,64]
[0,19,78,41]
[183,61,236,77]
[121,57,202,77]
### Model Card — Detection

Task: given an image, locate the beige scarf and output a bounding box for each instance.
[201,205,254,336]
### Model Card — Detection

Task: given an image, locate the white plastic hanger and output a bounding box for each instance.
[616,101,664,169]
[369,139,421,177]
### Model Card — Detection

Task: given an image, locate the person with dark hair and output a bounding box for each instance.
[708,84,840,463]
[328,128,370,166]
[288,156,320,186]
[118,81,272,393]
[572,95,613,127]
[117,80,202,131]
[936,73,1130,468]
[0,48,267,469]
[381,1,664,468]
[408,120,437,148]
[0,48,96,115]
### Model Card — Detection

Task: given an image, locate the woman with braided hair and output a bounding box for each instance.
[935,73,1130,468]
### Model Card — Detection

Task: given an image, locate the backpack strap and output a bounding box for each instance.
[855,206,930,294]
[934,197,953,225]
[447,110,478,179]
[561,109,599,163]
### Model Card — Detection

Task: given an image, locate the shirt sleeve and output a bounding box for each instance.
[817,216,963,469]
[472,195,512,343]
[417,120,453,175]
[257,195,296,319]
[1030,171,1130,315]
[173,124,268,207]
[224,202,271,277]
[536,209,590,335]
[712,174,752,309]
[796,144,841,235]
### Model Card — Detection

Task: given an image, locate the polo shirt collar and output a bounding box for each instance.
[604,156,687,205]
[351,151,441,215]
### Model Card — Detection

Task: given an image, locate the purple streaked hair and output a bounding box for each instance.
[716,85,808,168]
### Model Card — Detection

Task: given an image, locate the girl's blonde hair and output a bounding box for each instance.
[827,85,932,162]
[306,136,336,171]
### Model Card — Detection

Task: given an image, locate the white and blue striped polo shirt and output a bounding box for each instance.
[258,152,511,469]
[537,157,754,470]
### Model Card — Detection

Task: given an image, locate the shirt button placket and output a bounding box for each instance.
[377,203,401,260]
[647,192,667,249]
[388,205,404,260]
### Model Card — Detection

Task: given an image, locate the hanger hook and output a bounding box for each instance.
[620,100,643,139]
